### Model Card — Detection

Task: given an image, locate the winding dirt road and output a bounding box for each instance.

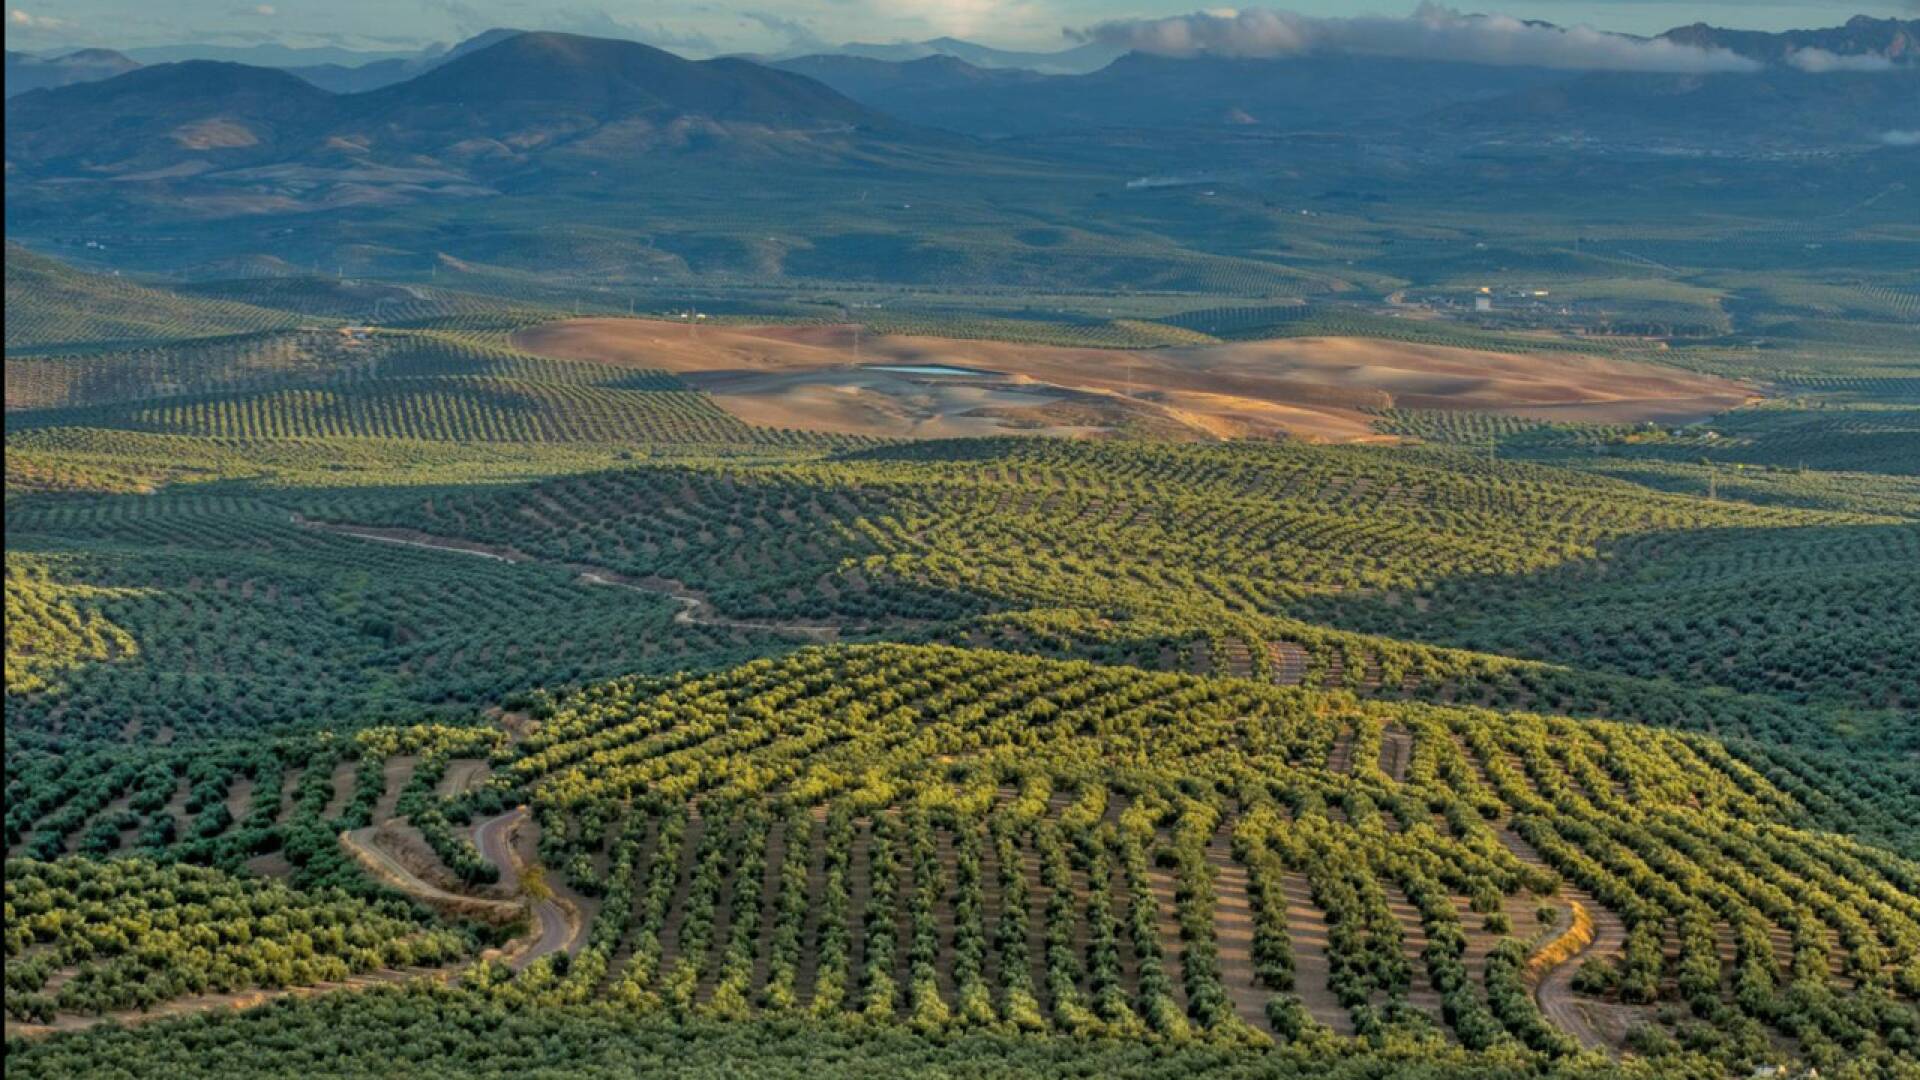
[1532,886,1629,1051]
[13,807,578,1039]
[293,514,839,641]
[1500,824,1633,1052]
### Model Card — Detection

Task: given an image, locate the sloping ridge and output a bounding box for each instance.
[5,60,334,170]
[351,31,887,128]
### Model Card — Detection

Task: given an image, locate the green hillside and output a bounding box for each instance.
[5,246,305,354]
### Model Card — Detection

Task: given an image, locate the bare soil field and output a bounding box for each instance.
[436,758,491,799]
[372,755,418,826]
[514,319,1755,442]
[322,759,358,820]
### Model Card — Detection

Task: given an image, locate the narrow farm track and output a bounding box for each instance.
[436,758,490,799]
[294,514,841,641]
[1378,724,1413,784]
[341,823,521,921]
[4,966,443,1040]
[16,804,584,1039]
[338,807,581,972]
[1531,889,1623,1051]
[1499,824,1632,1052]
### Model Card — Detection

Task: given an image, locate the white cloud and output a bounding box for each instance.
[878,0,1049,41]
[1880,130,1920,147]
[1786,48,1895,74]
[1070,4,1762,74]
[9,8,70,30]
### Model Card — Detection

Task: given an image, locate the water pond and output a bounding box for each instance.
[867,364,981,376]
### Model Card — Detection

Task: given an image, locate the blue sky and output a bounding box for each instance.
[6,1,1913,55]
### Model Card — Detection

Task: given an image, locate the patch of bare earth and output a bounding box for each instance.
[372,755,418,826]
[436,759,490,799]
[512,319,1754,443]
[1278,870,1355,1035]
[273,768,304,825]
[243,851,294,878]
[322,760,358,820]
[1208,819,1277,1036]
[1378,724,1413,784]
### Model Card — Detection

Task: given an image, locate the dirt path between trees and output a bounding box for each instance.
[4,967,442,1040]
[1530,886,1627,1051]
[1499,824,1634,1052]
[5,809,567,1042]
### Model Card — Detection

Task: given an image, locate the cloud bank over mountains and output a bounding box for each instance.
[1070,5,1765,73]
[1786,46,1896,72]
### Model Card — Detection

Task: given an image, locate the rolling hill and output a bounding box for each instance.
[3,61,334,175]
[4,245,302,354]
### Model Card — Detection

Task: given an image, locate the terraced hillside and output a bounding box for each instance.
[496,645,1918,1067]
[11,645,1913,1074]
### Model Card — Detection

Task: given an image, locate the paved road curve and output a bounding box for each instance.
[472,807,578,970]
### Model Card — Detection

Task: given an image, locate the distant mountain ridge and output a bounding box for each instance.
[1658,15,1917,64]
[7,22,1915,238]
[359,32,875,124]
[17,17,1913,103]
[4,31,906,185]
[121,41,416,67]
[5,48,141,97]
[282,28,523,94]
[774,27,1917,147]
[777,35,1122,75]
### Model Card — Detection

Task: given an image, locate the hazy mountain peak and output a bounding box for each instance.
[5,47,142,97]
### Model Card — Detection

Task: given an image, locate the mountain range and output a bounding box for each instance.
[6,21,1915,241]
[773,44,1917,149]
[1657,14,1916,64]
[16,16,1914,100]
[278,28,525,94]
[5,32,901,183]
